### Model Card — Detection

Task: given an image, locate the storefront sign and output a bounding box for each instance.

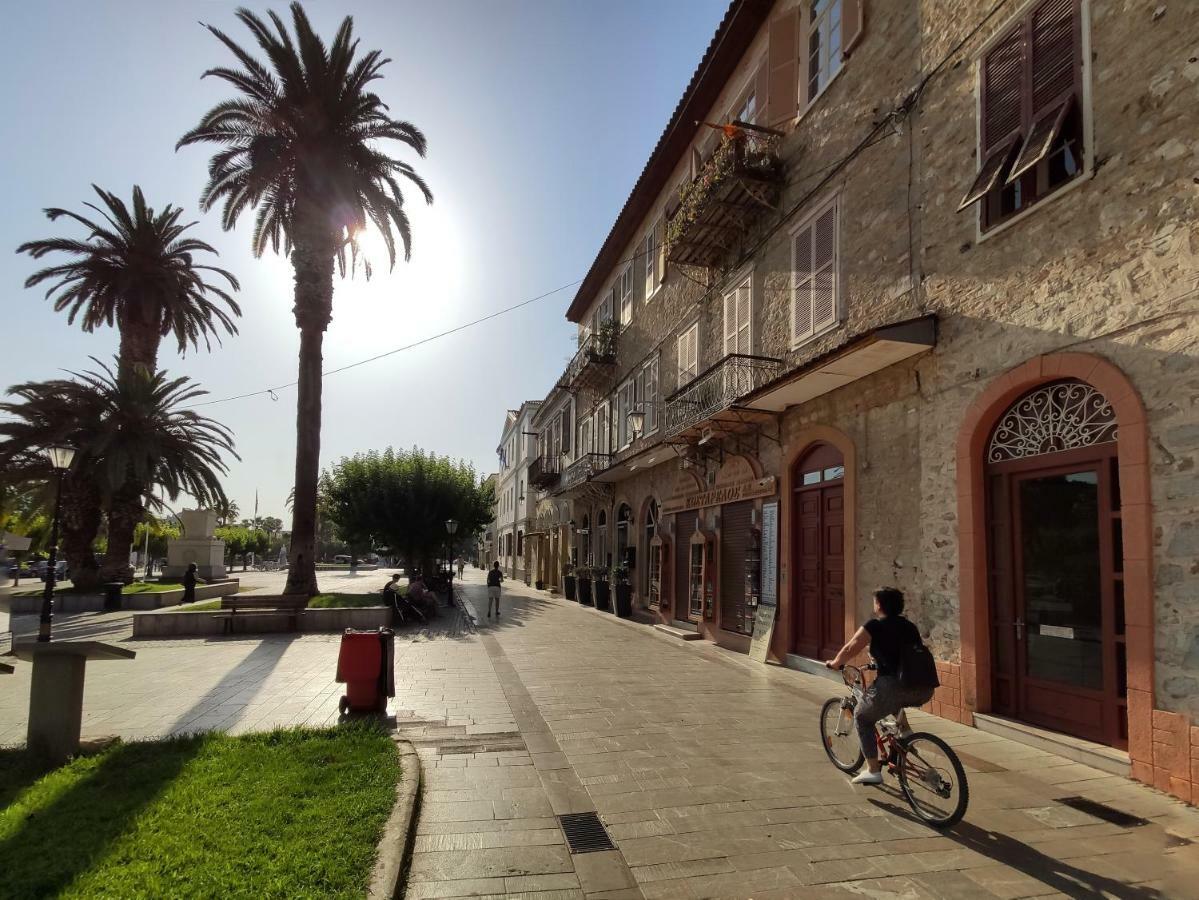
[1040,624,1075,640]
[663,476,777,515]
[749,500,779,663]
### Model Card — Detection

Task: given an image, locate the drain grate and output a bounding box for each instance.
[1057,796,1149,828]
[559,812,616,853]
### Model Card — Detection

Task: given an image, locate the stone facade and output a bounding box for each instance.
[512,0,1198,804]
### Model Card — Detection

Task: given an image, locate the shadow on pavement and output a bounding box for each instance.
[867,797,1167,899]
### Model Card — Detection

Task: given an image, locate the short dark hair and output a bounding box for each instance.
[874,587,905,617]
[493,561,500,567]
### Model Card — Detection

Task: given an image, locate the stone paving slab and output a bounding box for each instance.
[2,567,1198,898]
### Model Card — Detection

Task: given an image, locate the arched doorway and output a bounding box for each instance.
[984,379,1127,747]
[642,499,660,605]
[791,442,846,661]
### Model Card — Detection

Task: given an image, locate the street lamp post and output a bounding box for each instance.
[39,444,76,643]
[444,519,459,608]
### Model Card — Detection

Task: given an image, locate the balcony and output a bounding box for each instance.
[666,128,783,271]
[528,454,561,491]
[558,324,619,396]
[665,353,782,442]
[559,452,611,493]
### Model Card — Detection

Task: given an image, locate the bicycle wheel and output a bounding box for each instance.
[819,697,864,773]
[897,732,969,828]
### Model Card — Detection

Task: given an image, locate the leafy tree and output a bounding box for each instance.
[16,185,240,379]
[216,525,269,570]
[179,3,432,596]
[0,360,238,584]
[133,516,181,560]
[214,499,240,526]
[321,448,492,573]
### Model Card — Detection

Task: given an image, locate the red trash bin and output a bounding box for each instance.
[336,628,395,714]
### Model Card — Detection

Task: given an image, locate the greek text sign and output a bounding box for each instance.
[662,476,777,515]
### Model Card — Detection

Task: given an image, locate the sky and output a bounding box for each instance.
[0,0,728,521]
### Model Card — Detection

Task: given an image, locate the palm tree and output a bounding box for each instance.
[214,498,240,526]
[178,3,432,595]
[0,361,238,583]
[17,185,241,378]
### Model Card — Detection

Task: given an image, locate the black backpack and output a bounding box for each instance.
[898,638,941,690]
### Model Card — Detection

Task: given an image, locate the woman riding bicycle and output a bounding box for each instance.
[825,587,936,785]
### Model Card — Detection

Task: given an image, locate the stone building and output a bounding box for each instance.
[520,0,1198,804]
[495,402,541,581]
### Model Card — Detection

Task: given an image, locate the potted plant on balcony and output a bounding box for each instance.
[613,565,633,618]
[592,565,612,611]
[594,318,619,360]
[576,566,593,606]
[563,562,577,601]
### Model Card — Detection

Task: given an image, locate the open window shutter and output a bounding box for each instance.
[842,0,865,58]
[959,24,1024,210]
[688,327,698,375]
[792,223,814,341]
[656,215,668,283]
[1006,0,1079,183]
[736,281,751,353]
[647,360,659,431]
[812,205,837,332]
[754,61,770,125]
[561,408,571,454]
[767,9,800,127]
[723,291,737,355]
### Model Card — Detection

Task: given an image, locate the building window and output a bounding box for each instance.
[723,273,752,356]
[960,0,1085,231]
[807,0,844,103]
[639,356,660,434]
[643,216,664,299]
[678,324,699,386]
[618,263,634,325]
[617,378,635,449]
[791,195,840,347]
[736,90,757,126]
[597,510,609,569]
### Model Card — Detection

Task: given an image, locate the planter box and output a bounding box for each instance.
[594,581,611,612]
[615,583,633,618]
[132,604,391,638]
[564,576,576,601]
[577,578,593,606]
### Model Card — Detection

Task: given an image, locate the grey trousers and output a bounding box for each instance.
[855,676,935,759]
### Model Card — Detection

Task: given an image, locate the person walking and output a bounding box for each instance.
[457,557,465,579]
[486,561,503,619]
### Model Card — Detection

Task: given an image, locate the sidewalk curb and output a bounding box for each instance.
[368,738,422,899]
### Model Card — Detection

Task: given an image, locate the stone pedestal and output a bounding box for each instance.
[162,509,227,580]
[14,641,135,764]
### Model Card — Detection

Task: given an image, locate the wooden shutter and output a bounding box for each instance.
[719,501,755,635]
[1007,0,1079,182]
[981,25,1024,152]
[842,0,865,58]
[736,280,751,353]
[688,327,698,377]
[754,61,770,125]
[646,359,659,431]
[723,290,737,355]
[767,9,800,127]
[812,205,837,332]
[643,230,656,297]
[561,407,571,455]
[792,221,813,342]
[655,215,668,283]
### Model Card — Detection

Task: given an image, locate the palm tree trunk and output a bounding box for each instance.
[116,303,161,378]
[284,230,336,597]
[60,473,102,591]
[100,481,143,584]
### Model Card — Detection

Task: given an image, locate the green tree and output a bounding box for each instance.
[321,448,492,573]
[133,516,182,561]
[214,499,240,526]
[216,525,269,570]
[17,185,240,379]
[179,3,432,596]
[0,360,238,584]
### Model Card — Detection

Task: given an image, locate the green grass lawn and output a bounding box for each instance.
[13,580,183,597]
[0,724,399,899]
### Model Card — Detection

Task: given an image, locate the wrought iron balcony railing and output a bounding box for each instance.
[528,454,561,490]
[558,328,618,395]
[559,452,611,492]
[664,353,782,439]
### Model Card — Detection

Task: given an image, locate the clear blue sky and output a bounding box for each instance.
[0,0,727,520]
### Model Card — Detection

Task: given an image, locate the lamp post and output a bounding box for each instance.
[444,518,458,578]
[39,444,76,643]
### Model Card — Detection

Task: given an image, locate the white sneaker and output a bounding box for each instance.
[851,770,884,785]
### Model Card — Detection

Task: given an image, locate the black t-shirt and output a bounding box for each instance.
[864,615,921,677]
[487,569,502,587]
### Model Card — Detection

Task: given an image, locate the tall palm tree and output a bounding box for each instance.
[214,498,240,526]
[17,185,241,378]
[178,3,432,595]
[0,361,238,583]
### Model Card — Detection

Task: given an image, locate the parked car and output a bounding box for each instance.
[31,560,68,582]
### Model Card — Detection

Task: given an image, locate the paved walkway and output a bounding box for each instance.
[2,569,1197,898]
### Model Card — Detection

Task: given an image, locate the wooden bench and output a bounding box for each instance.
[216,596,308,634]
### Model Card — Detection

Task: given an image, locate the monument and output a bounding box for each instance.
[162,509,227,580]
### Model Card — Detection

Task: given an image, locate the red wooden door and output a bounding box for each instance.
[791,444,846,660]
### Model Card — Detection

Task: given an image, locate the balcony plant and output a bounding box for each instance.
[576,565,593,606]
[665,130,782,260]
[592,564,612,612]
[593,319,619,359]
[612,565,633,618]
[563,561,577,601]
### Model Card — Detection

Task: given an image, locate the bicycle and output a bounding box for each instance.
[819,662,969,828]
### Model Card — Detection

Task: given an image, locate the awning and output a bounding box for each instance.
[743,316,936,412]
